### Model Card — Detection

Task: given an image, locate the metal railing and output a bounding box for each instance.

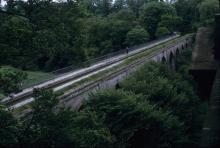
[21,34,178,89]
[52,34,178,75]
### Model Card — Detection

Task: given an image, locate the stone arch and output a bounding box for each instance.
[169,52,174,64]
[115,82,121,89]
[169,52,175,69]
[176,48,180,57]
[162,56,166,63]
[185,43,188,48]
[182,44,184,49]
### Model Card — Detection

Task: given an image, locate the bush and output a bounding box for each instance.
[198,0,219,26]
[83,89,185,147]
[119,57,206,146]
[0,67,27,94]
[125,26,150,46]
[155,27,170,38]
[0,105,19,147]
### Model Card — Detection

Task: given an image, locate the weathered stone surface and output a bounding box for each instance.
[191,27,216,70]
[214,14,220,60]
[190,27,217,100]
[200,67,220,148]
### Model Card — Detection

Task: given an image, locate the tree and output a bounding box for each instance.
[88,0,113,16]
[0,16,33,68]
[126,0,148,17]
[155,27,170,38]
[125,26,150,46]
[0,105,19,147]
[108,8,136,23]
[84,17,132,56]
[174,0,203,33]
[83,89,185,147]
[0,67,27,94]
[113,0,126,12]
[119,61,205,145]
[198,0,219,26]
[141,1,176,38]
[19,89,113,147]
[158,14,183,32]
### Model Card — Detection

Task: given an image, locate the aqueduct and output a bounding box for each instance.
[59,36,193,109]
[1,35,193,110]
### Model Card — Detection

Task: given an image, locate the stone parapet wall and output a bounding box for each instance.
[59,37,193,109]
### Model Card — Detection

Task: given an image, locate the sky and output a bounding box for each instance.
[0,0,173,7]
[0,0,70,7]
[1,0,6,6]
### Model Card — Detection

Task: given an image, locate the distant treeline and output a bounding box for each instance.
[0,0,218,71]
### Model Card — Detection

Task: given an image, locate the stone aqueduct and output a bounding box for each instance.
[152,39,189,66]
[59,37,193,109]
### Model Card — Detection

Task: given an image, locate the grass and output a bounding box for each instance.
[22,71,55,88]
[0,66,54,99]
[0,93,5,100]
[0,65,54,89]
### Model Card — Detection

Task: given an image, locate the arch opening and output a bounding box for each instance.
[115,82,121,89]
[176,48,180,57]
[169,52,175,70]
[162,56,166,64]
[169,52,174,64]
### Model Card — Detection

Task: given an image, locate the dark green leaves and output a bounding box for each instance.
[0,67,27,94]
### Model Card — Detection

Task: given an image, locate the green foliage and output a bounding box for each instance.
[0,0,216,72]
[0,105,19,147]
[84,17,132,56]
[19,89,114,147]
[119,49,206,146]
[125,26,150,46]
[155,27,170,38]
[0,0,194,72]
[83,89,184,147]
[198,0,219,26]
[0,1,86,70]
[0,67,27,94]
[0,16,33,69]
[108,8,135,24]
[0,0,212,146]
[141,1,176,38]
[126,0,147,17]
[174,0,218,32]
[0,48,208,147]
[22,71,54,88]
[69,110,114,148]
[158,14,183,32]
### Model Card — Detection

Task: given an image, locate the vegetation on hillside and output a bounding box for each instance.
[0,48,207,147]
[0,0,218,71]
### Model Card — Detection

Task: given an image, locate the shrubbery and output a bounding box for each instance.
[125,27,150,46]
[155,27,170,38]
[0,67,27,94]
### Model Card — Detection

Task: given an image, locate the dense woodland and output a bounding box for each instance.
[0,0,219,147]
[0,0,218,71]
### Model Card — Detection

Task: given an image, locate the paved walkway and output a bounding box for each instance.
[200,64,220,148]
[3,35,180,109]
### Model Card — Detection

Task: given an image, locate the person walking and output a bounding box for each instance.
[126,47,129,54]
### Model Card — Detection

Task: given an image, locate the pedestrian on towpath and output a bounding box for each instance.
[126,47,129,54]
